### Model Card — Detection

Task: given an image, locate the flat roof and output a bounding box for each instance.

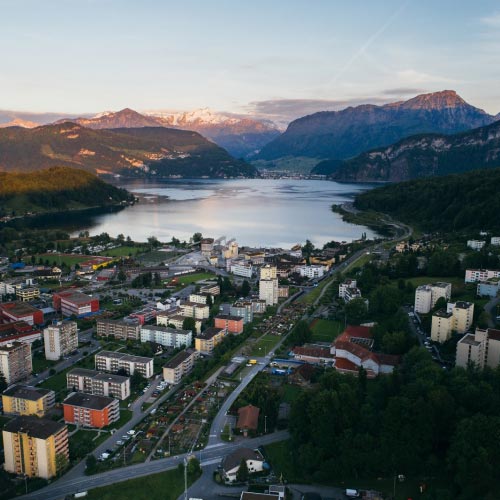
[215,314,244,322]
[197,327,224,340]
[434,309,453,318]
[57,290,94,304]
[459,334,481,347]
[163,349,195,369]
[0,302,41,316]
[3,384,53,401]
[64,392,116,410]
[4,415,65,439]
[142,325,191,335]
[97,350,153,364]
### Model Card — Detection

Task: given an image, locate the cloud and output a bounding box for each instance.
[380,87,427,96]
[480,12,500,28]
[396,69,458,85]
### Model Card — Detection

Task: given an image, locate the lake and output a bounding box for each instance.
[73,178,376,247]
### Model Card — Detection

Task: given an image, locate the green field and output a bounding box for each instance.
[34,253,90,266]
[173,272,215,286]
[250,334,281,356]
[299,276,335,305]
[86,467,197,500]
[310,319,343,342]
[343,252,374,273]
[100,245,143,257]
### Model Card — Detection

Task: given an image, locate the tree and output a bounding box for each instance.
[55,452,69,474]
[117,269,127,282]
[302,239,315,263]
[433,297,447,312]
[241,280,251,297]
[85,454,97,474]
[187,456,201,477]
[236,458,249,482]
[182,317,196,333]
[131,370,146,390]
[192,232,203,243]
[0,374,7,392]
[345,298,368,325]
[290,320,312,345]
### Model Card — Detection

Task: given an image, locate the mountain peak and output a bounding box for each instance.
[398,90,468,110]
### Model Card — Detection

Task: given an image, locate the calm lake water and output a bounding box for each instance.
[74,178,376,247]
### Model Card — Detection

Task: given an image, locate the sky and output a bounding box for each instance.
[1,0,500,124]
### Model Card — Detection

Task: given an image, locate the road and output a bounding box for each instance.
[18,430,289,500]
[485,296,500,328]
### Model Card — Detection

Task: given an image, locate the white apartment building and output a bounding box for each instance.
[179,302,210,320]
[465,269,500,283]
[95,351,154,379]
[467,240,486,250]
[67,368,131,400]
[491,237,500,246]
[189,293,208,305]
[43,321,78,361]
[339,279,357,299]
[297,265,326,279]
[0,342,32,384]
[140,325,192,349]
[260,264,277,280]
[230,261,253,278]
[259,278,278,306]
[96,319,140,341]
[414,282,452,314]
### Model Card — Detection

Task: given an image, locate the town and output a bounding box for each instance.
[0,224,499,500]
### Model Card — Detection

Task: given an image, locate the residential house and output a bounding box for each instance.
[236,404,260,437]
[222,448,265,483]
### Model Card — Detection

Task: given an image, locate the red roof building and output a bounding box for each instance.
[236,404,260,436]
[214,315,244,335]
[53,291,99,317]
[291,346,334,365]
[0,321,42,346]
[0,302,44,326]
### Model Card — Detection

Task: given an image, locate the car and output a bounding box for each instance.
[127,430,135,436]
[116,440,124,445]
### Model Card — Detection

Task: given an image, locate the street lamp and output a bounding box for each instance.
[264,415,267,434]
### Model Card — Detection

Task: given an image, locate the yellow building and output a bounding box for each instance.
[260,264,277,280]
[2,416,69,479]
[2,385,55,417]
[195,327,225,355]
[431,301,475,343]
[16,287,40,302]
[431,310,454,343]
[310,256,335,269]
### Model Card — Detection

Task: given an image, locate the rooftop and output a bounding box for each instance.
[4,415,66,439]
[56,290,94,304]
[163,349,196,369]
[142,325,191,335]
[454,301,473,310]
[458,334,482,347]
[215,314,244,322]
[0,302,41,316]
[236,404,260,431]
[223,448,263,472]
[197,327,224,340]
[434,309,453,318]
[97,350,153,364]
[64,392,117,410]
[3,384,53,401]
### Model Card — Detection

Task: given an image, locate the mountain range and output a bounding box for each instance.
[0,123,256,178]
[257,90,497,161]
[314,118,500,182]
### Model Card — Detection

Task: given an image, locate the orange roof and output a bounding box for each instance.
[334,357,359,372]
[292,346,333,358]
[236,404,260,430]
[343,325,373,339]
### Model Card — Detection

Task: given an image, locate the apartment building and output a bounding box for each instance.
[95,351,154,378]
[199,282,220,296]
[16,287,40,302]
[230,301,254,324]
[230,261,253,278]
[259,275,278,306]
[189,293,209,305]
[53,290,99,317]
[195,327,225,355]
[0,322,42,347]
[200,238,214,256]
[43,321,78,361]
[96,319,141,341]
[260,264,277,280]
[297,265,326,279]
[251,299,267,314]
[465,269,500,283]
[63,393,119,428]
[477,279,500,298]
[214,315,244,334]
[140,325,192,349]
[0,302,44,326]
[66,368,130,400]
[467,240,486,250]
[414,282,452,314]
[162,348,199,384]
[157,313,202,334]
[0,342,32,384]
[339,279,358,300]
[179,301,210,320]
[2,416,69,479]
[491,237,500,246]
[2,385,55,417]
[456,328,500,369]
[431,301,474,343]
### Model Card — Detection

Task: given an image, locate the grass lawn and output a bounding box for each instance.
[34,253,89,266]
[100,245,143,257]
[86,467,198,500]
[174,272,215,286]
[299,276,335,305]
[250,334,281,356]
[343,252,373,273]
[310,319,343,342]
[107,409,133,430]
[31,354,57,374]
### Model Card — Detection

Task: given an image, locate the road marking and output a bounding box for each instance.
[205,443,225,449]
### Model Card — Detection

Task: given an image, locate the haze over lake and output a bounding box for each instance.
[77,179,376,247]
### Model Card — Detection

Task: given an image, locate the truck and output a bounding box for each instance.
[74,493,88,499]
[249,359,257,365]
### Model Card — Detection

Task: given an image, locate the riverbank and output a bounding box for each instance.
[331,203,396,237]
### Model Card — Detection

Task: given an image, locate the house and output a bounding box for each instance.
[221,448,265,483]
[156,312,202,334]
[2,416,69,479]
[236,404,260,436]
[2,385,55,417]
[230,301,254,324]
[63,392,120,428]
